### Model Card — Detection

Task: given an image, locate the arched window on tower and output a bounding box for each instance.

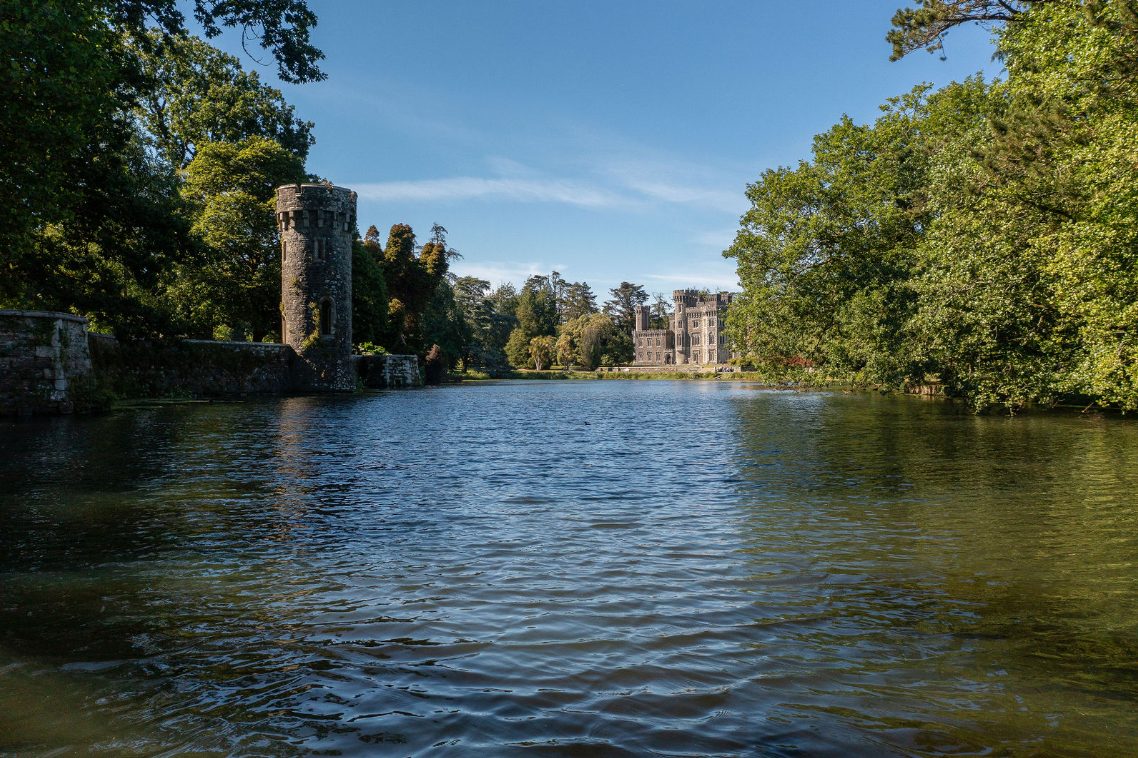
[320,299,333,337]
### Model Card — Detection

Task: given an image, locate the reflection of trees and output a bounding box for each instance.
[726,391,1138,751]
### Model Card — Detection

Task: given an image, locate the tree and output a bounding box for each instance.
[505,327,532,368]
[725,85,939,384]
[0,0,325,335]
[422,279,467,368]
[484,283,519,371]
[887,0,1043,60]
[352,226,387,347]
[650,293,673,329]
[170,136,306,340]
[561,281,599,321]
[135,33,313,169]
[529,335,556,370]
[603,282,649,334]
[558,312,624,369]
[555,332,576,367]
[452,276,493,369]
[109,0,325,84]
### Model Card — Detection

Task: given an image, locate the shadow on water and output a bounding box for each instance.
[0,384,1136,755]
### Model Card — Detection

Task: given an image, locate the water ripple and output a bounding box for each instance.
[1,382,1137,754]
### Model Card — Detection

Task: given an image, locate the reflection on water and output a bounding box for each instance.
[1,383,1137,755]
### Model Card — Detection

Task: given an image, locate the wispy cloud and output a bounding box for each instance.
[618,178,742,211]
[354,177,627,208]
[644,270,740,292]
[451,260,551,285]
[691,227,741,250]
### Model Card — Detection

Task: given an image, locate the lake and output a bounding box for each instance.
[2,380,1137,755]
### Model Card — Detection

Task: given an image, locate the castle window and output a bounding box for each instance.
[314,239,326,261]
[319,299,334,336]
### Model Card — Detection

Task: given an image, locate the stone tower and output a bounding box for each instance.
[276,183,357,391]
[634,304,651,331]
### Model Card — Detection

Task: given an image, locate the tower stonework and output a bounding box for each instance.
[276,183,357,391]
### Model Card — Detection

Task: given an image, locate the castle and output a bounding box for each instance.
[632,290,735,366]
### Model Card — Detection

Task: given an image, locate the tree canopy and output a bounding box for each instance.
[728,0,1138,411]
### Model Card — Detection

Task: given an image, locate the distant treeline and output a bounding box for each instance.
[357,254,663,371]
[725,0,1138,411]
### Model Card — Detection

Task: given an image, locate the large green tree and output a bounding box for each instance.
[171,137,305,339]
[505,275,558,367]
[603,282,649,335]
[0,0,323,334]
[136,33,313,169]
[352,225,388,347]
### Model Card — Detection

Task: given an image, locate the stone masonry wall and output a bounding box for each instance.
[0,311,94,416]
[89,335,294,400]
[354,354,422,389]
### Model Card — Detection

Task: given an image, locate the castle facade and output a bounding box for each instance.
[633,289,735,366]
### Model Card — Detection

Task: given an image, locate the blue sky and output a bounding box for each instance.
[206,1,997,298]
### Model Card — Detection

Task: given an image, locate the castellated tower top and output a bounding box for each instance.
[276,182,357,392]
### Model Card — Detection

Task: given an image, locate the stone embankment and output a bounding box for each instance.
[1,311,420,417]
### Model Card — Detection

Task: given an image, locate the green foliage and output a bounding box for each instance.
[376,223,452,353]
[887,1,1040,61]
[517,275,559,336]
[558,312,625,370]
[135,32,314,169]
[452,276,498,369]
[528,335,556,370]
[355,341,387,356]
[603,282,649,334]
[422,279,468,368]
[0,0,323,337]
[171,136,306,340]
[561,280,599,321]
[352,232,388,347]
[730,0,1138,410]
[110,0,325,84]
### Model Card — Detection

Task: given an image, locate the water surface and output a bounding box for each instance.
[2,381,1137,755]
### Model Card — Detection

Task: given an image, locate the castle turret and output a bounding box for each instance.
[634,304,651,332]
[276,183,357,391]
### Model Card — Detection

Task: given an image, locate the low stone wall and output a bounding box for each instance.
[354,354,421,389]
[3,314,421,414]
[89,335,294,399]
[0,310,94,416]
